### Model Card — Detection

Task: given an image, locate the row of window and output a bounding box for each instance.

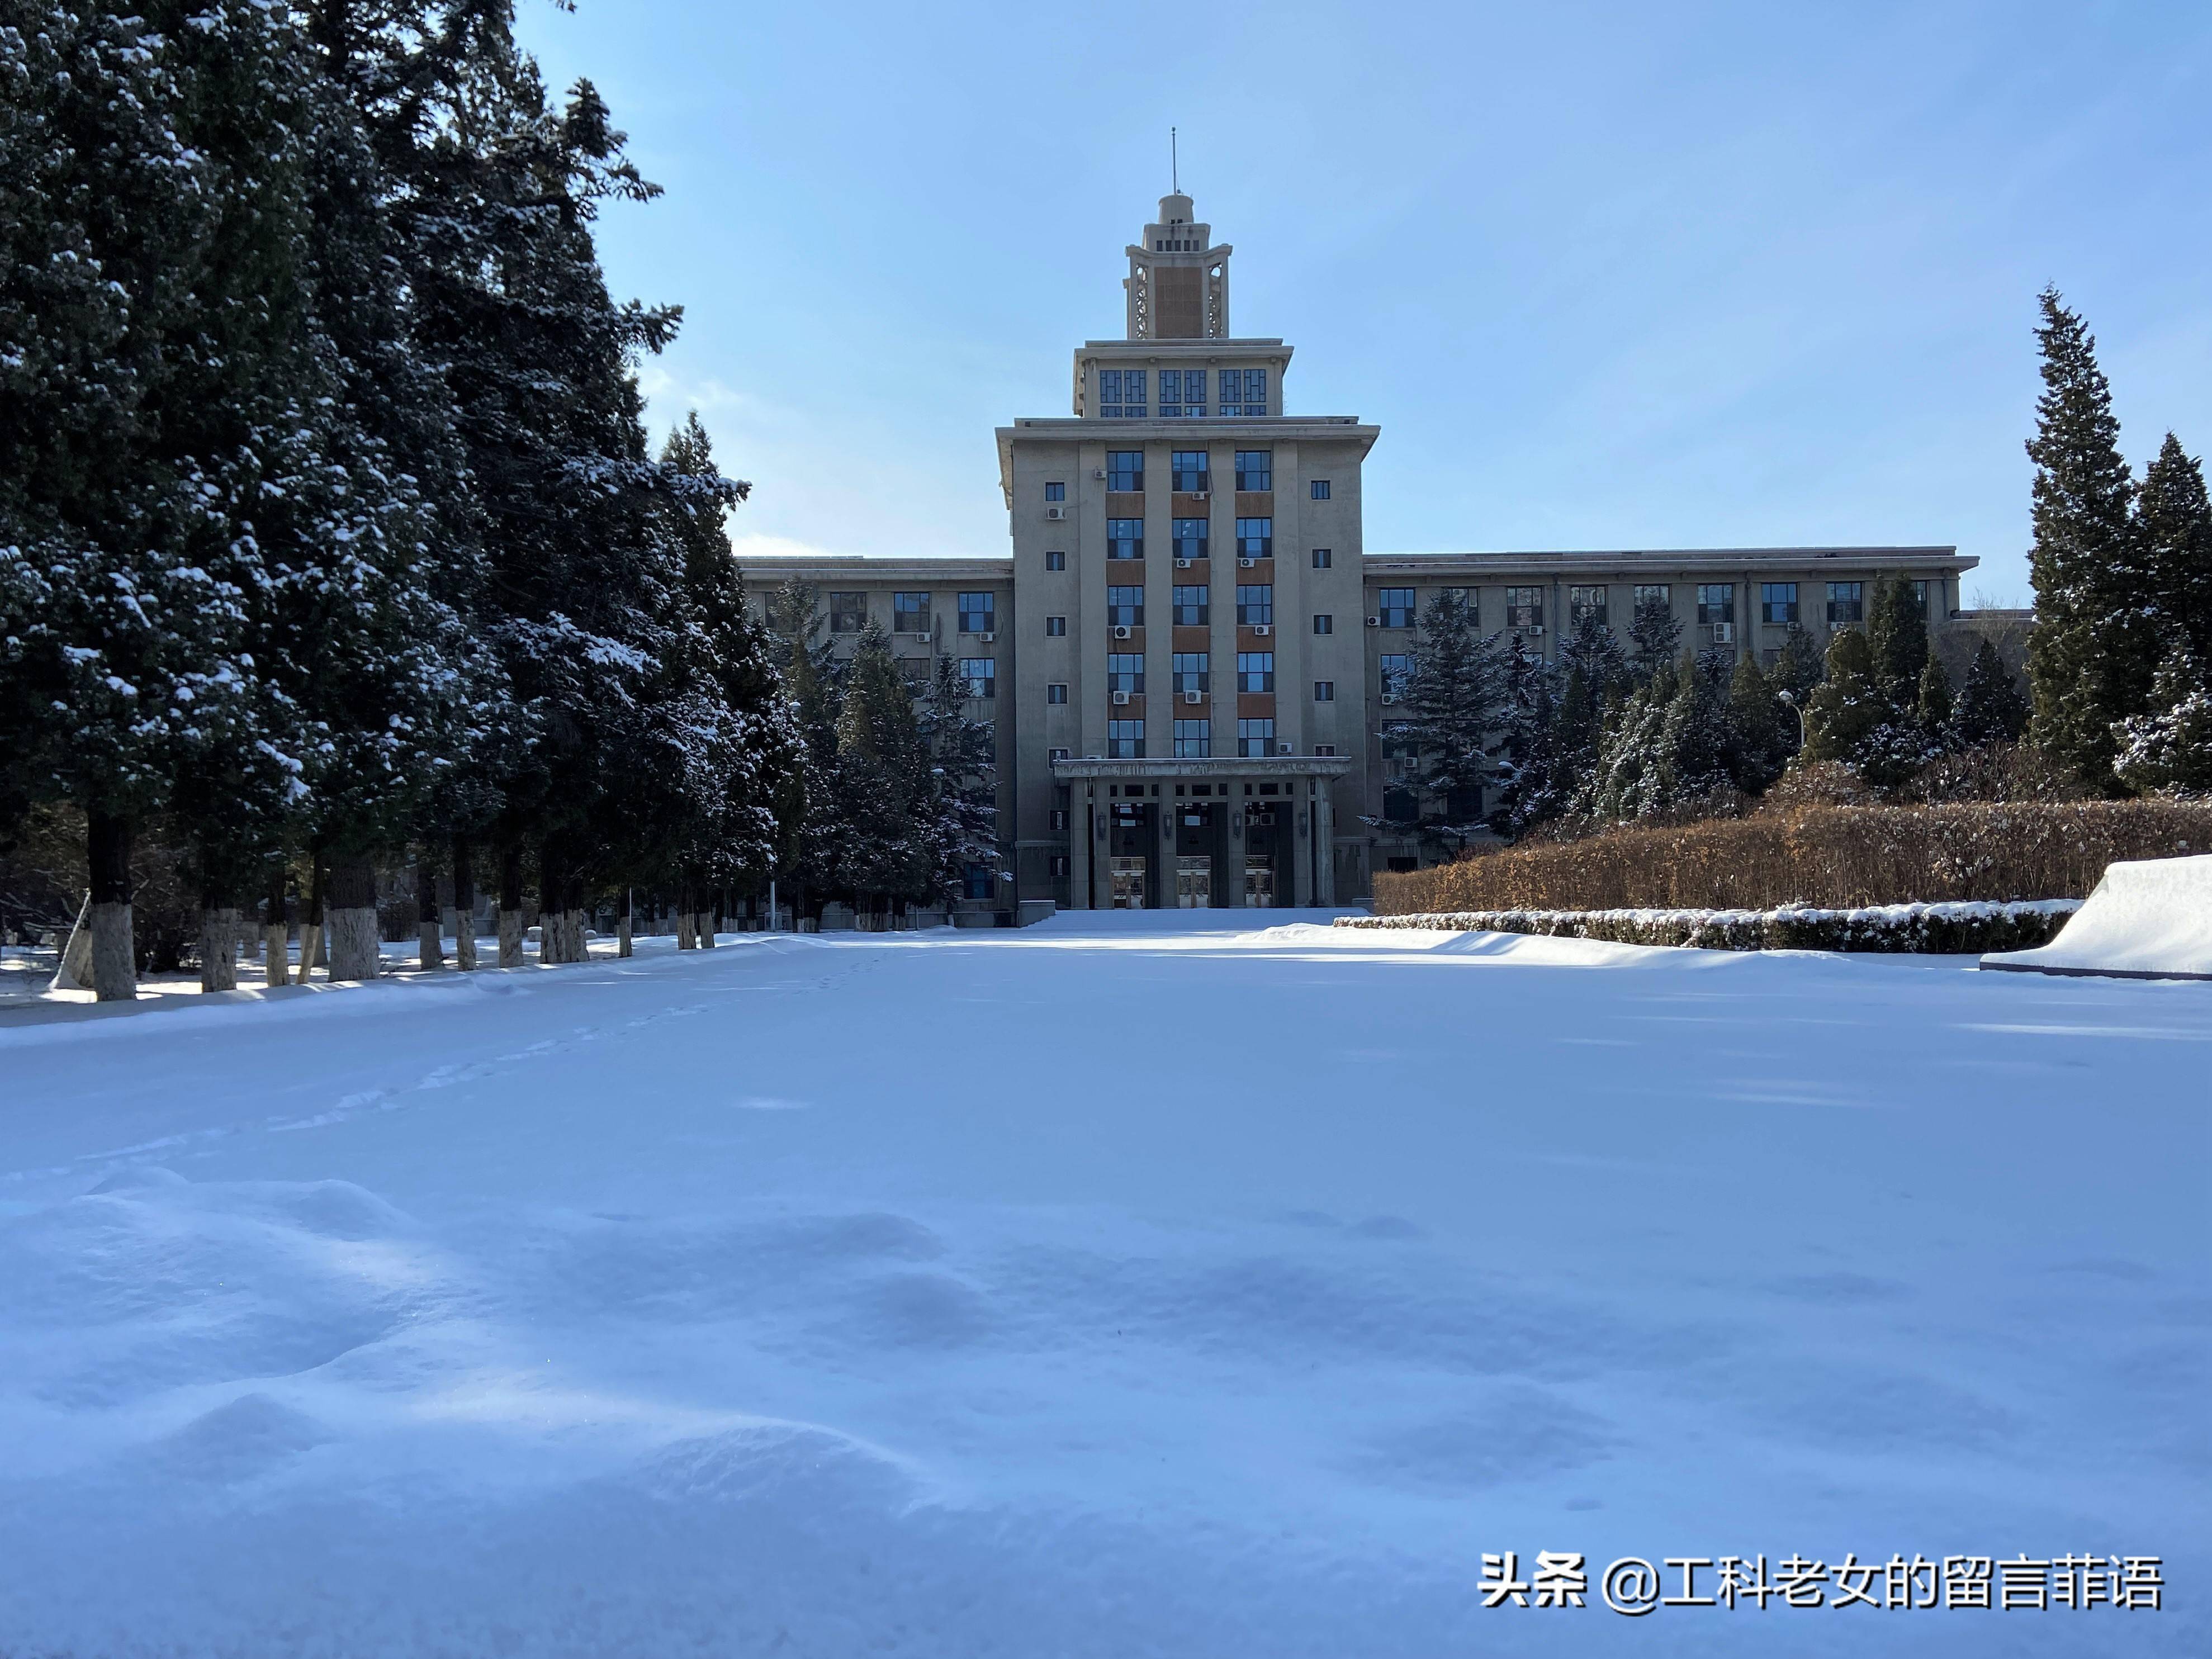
[1088,652,1281,696]
[829,591,996,634]
[1103,718,1281,759]
[1346,579,1931,631]
[1103,451,1286,492]
[1103,585,1278,627]
[1097,370,1268,419]
[1106,518,1277,560]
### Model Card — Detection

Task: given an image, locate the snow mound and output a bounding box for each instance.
[1981,853,2212,980]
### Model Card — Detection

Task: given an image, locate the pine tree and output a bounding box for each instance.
[1626,592,1682,683]
[920,655,1001,904]
[2112,647,2212,795]
[1398,589,1501,845]
[1559,611,1628,704]
[1916,655,1955,734]
[1770,623,1825,708]
[1953,638,2030,747]
[2136,433,2212,662]
[832,623,932,913]
[1801,628,1889,766]
[2022,288,2158,789]
[1482,635,1560,836]
[1867,574,1929,698]
[1726,655,1789,792]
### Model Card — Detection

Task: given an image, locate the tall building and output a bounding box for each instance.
[749,192,1976,911]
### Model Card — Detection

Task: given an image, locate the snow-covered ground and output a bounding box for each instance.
[0,919,2203,1656]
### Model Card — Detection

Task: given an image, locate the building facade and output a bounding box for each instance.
[749,192,1977,910]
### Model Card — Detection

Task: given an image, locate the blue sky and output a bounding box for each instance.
[519,0,2211,605]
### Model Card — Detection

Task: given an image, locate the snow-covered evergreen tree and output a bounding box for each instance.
[1726,654,1791,791]
[920,655,1001,904]
[1397,589,1501,847]
[2022,288,2159,789]
[1867,574,1929,699]
[1482,635,1561,837]
[1558,612,1628,704]
[832,624,932,913]
[1626,593,1682,683]
[2135,433,2212,663]
[2112,647,2212,795]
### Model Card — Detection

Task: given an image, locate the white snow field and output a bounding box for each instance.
[0,918,2205,1657]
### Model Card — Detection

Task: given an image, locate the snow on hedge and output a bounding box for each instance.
[1336,898,2081,953]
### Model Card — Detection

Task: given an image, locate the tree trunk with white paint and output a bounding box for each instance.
[416,857,443,970]
[324,854,381,982]
[262,865,290,988]
[451,837,477,971]
[296,860,324,984]
[87,813,136,1001]
[618,888,633,958]
[497,845,524,968]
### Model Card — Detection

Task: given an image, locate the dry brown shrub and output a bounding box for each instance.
[1373,800,2212,914]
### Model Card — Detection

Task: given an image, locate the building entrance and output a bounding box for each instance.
[1175,856,1211,907]
[1243,803,1282,908]
[1107,800,1155,907]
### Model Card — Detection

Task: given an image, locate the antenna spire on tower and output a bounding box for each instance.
[1171,127,1178,193]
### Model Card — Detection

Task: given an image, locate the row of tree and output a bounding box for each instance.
[1,1,811,999]
[1380,289,2204,841]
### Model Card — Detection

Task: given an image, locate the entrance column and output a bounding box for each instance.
[1156,795,1174,909]
[1315,785,1336,903]
[1071,783,1095,909]
[1291,781,1315,907]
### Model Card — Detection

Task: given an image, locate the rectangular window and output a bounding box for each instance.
[1505,586,1545,631]
[891,591,931,634]
[1158,369,1205,418]
[1314,743,1337,756]
[1171,517,1209,561]
[1220,369,1266,417]
[957,657,996,698]
[1100,371,1146,420]
[1234,517,1273,559]
[1172,652,1210,695]
[1173,718,1211,758]
[1313,679,1335,701]
[1106,518,1144,560]
[964,864,994,900]
[1045,549,1066,571]
[1237,652,1275,693]
[1376,587,1416,628]
[1171,449,1210,492]
[1236,585,1274,627]
[1046,682,1067,704]
[1107,719,1144,759]
[1237,718,1276,757]
[1380,652,1412,699]
[1313,614,1333,634]
[1044,481,1065,502]
[1631,584,1671,611]
[828,592,868,633]
[1310,479,1331,500]
[958,591,995,634]
[1234,450,1273,491]
[1763,582,1799,625]
[1311,547,1332,569]
[1827,580,1864,624]
[1106,586,1145,628]
[1106,450,1143,492]
[1049,747,1070,764]
[1172,584,1210,626]
[1697,583,1735,624]
[1908,579,1930,616]
[1569,584,1608,628]
[1044,614,1067,637]
[1105,652,1144,694]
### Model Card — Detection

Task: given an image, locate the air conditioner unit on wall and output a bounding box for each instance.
[1092,468,1107,480]
[1252,623,1271,637]
[980,631,996,643]
[1238,557,1257,568]
[1191,489,1208,501]
[1366,616,1381,627]
[1045,505,1065,520]
[1184,689,1202,705]
[1175,557,1192,568]
[1276,741,1293,756]
[1708,621,1735,644]
[1112,624,1133,639]
[1381,693,1399,705]
[1112,690,1131,705]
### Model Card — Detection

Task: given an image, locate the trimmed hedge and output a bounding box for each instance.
[1336,899,2081,955]
[1375,802,2212,915]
